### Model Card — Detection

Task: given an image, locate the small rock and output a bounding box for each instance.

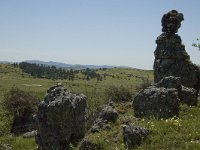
[122,124,149,149]
[181,86,198,106]
[133,86,179,118]
[90,102,118,133]
[99,105,118,122]
[23,130,37,138]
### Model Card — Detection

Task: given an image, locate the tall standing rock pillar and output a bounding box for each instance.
[153,10,200,92]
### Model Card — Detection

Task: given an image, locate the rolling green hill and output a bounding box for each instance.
[1,63,200,150]
[0,64,153,149]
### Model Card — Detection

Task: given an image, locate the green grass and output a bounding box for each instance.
[12,137,36,150]
[0,64,153,149]
[0,136,36,150]
[136,104,200,150]
[2,64,200,149]
[82,102,200,150]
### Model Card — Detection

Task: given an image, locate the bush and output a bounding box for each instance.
[3,87,39,134]
[105,85,132,102]
[135,78,152,91]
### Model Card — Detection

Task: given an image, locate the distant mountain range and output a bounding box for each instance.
[0,60,133,70]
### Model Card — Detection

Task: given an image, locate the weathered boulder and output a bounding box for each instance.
[161,10,184,34]
[90,101,118,133]
[154,10,200,93]
[35,84,87,150]
[99,102,118,122]
[156,76,198,106]
[181,86,198,106]
[156,76,181,90]
[90,102,118,133]
[122,124,149,149]
[90,118,112,133]
[133,76,198,117]
[133,86,179,118]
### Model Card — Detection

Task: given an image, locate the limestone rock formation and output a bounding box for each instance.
[155,76,182,90]
[181,86,198,106]
[133,76,198,118]
[133,86,179,118]
[90,101,118,133]
[99,101,118,122]
[156,76,198,106]
[122,124,149,149]
[35,84,87,150]
[154,10,200,93]
[133,10,200,119]
[161,10,184,34]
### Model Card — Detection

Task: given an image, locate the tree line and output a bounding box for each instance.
[14,62,76,80]
[80,68,103,81]
[13,62,104,81]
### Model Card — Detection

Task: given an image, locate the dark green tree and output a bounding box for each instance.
[3,87,39,134]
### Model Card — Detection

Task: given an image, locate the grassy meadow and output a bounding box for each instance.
[0,63,200,150]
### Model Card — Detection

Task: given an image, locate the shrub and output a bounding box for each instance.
[3,87,39,134]
[105,85,132,102]
[135,78,152,91]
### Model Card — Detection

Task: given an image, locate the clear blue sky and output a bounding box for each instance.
[0,0,200,69]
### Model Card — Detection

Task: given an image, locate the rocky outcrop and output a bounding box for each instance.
[35,84,87,150]
[156,76,198,106]
[153,33,200,92]
[122,124,149,149]
[155,76,181,90]
[181,86,198,106]
[99,101,118,122]
[161,10,184,34]
[154,10,200,93]
[133,10,200,119]
[133,75,199,118]
[90,101,118,133]
[133,86,179,118]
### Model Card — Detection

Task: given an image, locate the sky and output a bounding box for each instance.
[0,0,200,69]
